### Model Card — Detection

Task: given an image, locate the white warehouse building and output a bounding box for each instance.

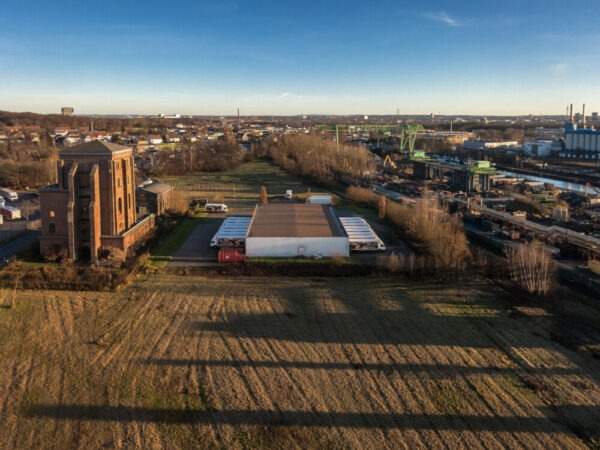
[523,140,554,157]
[245,204,349,258]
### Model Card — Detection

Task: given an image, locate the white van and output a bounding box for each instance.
[0,188,18,202]
[205,203,228,213]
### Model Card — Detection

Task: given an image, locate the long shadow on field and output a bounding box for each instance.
[191,310,511,347]
[23,404,599,433]
[142,358,587,378]
[188,280,600,388]
[185,278,599,352]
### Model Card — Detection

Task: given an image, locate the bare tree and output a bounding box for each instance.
[168,190,189,215]
[507,241,556,295]
[19,200,37,222]
[269,134,375,187]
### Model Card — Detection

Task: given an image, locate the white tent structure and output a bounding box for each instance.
[339,217,385,251]
[210,216,251,247]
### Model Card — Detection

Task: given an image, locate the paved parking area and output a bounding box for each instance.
[166,215,225,268]
[0,230,41,265]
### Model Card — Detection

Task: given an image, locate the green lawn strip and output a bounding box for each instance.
[150,212,206,268]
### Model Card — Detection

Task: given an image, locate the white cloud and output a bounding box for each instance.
[280,92,290,97]
[424,11,461,27]
[548,63,568,74]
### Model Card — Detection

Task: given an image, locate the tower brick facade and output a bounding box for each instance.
[39,141,154,262]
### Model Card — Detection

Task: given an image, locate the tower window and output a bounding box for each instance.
[118,198,123,214]
[49,223,56,233]
[49,210,55,218]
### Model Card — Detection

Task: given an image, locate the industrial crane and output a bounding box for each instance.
[585,183,600,197]
[314,123,425,158]
[383,154,397,169]
[398,124,425,159]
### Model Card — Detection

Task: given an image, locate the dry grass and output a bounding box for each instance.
[346,186,379,206]
[0,275,599,449]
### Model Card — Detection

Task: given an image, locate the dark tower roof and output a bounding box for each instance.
[59,140,132,157]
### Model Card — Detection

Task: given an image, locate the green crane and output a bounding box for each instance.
[314,123,425,157]
[397,124,425,159]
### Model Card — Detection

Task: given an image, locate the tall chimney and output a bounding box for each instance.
[582,104,586,128]
[570,104,574,124]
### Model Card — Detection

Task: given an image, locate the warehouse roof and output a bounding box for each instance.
[247,203,345,238]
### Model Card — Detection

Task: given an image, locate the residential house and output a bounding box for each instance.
[165,133,181,143]
[148,135,163,145]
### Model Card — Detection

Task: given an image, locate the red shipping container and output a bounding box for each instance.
[218,247,245,263]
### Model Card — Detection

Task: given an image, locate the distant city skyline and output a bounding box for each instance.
[1,0,600,116]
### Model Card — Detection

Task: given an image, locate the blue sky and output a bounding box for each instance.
[1,0,599,115]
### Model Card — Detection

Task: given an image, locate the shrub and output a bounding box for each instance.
[346,186,379,205]
[260,185,268,203]
[0,262,128,291]
[378,195,387,219]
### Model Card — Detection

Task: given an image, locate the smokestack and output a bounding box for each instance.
[583,104,586,128]
[237,107,240,126]
[570,104,574,124]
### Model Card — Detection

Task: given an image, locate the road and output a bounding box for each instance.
[166,214,225,268]
[0,229,41,265]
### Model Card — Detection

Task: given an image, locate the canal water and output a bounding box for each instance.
[499,170,589,193]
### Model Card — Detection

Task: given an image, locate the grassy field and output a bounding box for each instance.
[159,160,341,204]
[0,275,599,449]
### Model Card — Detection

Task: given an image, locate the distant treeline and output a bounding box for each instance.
[148,137,255,175]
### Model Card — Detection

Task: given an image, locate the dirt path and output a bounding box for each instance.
[0,277,599,449]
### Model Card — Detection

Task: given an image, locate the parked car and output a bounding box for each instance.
[205,203,228,213]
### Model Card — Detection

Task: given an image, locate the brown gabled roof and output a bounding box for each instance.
[247,203,345,238]
[59,140,131,156]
